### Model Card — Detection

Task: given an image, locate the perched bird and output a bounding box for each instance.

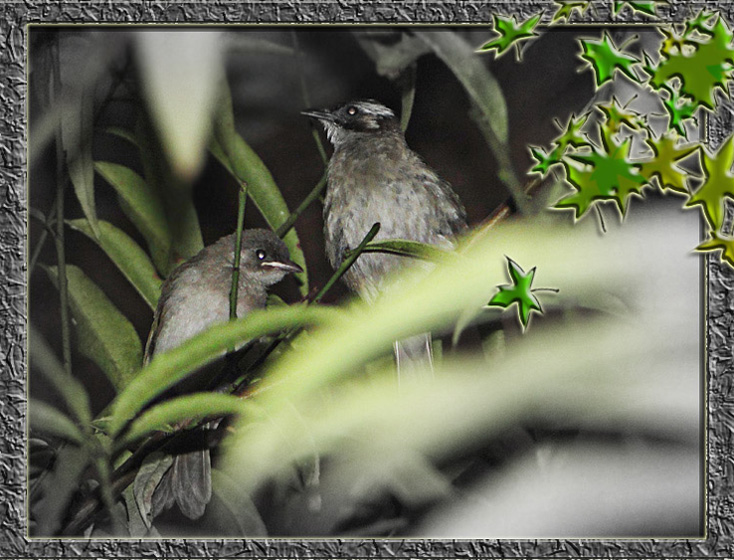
[146,228,302,520]
[303,99,467,378]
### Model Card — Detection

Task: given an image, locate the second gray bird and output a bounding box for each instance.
[303,100,467,378]
[146,228,302,520]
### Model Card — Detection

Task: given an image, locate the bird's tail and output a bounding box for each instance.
[394,332,434,385]
[151,449,212,520]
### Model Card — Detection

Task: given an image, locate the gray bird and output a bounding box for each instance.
[303,100,467,379]
[146,228,302,520]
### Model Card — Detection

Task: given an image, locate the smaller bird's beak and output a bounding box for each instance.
[301,108,335,122]
[262,260,303,274]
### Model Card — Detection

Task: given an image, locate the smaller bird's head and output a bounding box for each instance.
[236,229,303,286]
[302,100,399,146]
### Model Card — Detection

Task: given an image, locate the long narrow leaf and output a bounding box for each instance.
[121,392,250,446]
[135,116,204,268]
[94,161,172,276]
[211,83,308,295]
[29,399,85,445]
[67,219,162,311]
[29,328,93,429]
[44,265,143,392]
[108,304,343,437]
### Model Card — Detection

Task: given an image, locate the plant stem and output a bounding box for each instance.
[312,222,381,303]
[275,171,327,238]
[229,182,248,320]
[232,223,382,395]
[51,37,72,377]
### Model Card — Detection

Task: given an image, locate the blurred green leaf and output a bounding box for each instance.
[30,398,84,445]
[224,35,296,56]
[68,219,162,311]
[34,444,90,536]
[211,83,308,295]
[210,469,268,536]
[217,208,700,492]
[353,30,431,79]
[45,264,143,392]
[94,161,172,276]
[135,116,204,268]
[108,304,343,437]
[63,88,100,238]
[29,328,93,429]
[134,31,225,181]
[103,126,138,147]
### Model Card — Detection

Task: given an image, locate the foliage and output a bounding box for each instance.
[28,14,702,539]
[484,4,734,267]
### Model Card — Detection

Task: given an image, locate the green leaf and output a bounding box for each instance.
[646,16,734,111]
[685,134,734,231]
[211,83,308,296]
[579,31,640,86]
[551,1,591,22]
[108,304,342,437]
[103,126,138,147]
[135,116,204,268]
[29,328,93,429]
[596,96,645,134]
[415,30,509,144]
[638,131,699,194]
[660,88,699,137]
[67,219,162,311]
[134,31,225,181]
[554,164,599,218]
[478,13,542,60]
[563,134,647,216]
[613,1,666,17]
[29,398,84,445]
[696,234,734,267]
[555,113,591,151]
[122,392,248,446]
[210,469,268,536]
[529,145,563,176]
[34,444,91,536]
[94,161,172,276]
[45,264,143,392]
[355,239,449,261]
[60,57,100,239]
[487,257,543,328]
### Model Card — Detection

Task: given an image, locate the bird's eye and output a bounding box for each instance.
[347,105,358,116]
[256,249,267,260]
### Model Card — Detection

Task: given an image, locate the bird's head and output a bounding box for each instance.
[236,229,303,286]
[302,100,400,146]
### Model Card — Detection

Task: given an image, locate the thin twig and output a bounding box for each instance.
[275,171,327,238]
[51,37,72,377]
[229,182,248,320]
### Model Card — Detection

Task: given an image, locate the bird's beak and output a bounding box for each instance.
[301,108,335,123]
[262,260,303,274]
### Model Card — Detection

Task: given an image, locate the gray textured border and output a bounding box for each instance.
[6,0,732,557]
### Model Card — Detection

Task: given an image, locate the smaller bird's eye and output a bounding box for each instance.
[256,249,267,260]
[347,105,358,116]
